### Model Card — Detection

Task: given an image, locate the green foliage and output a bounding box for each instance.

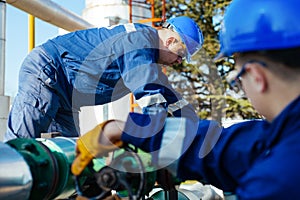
[154,0,262,122]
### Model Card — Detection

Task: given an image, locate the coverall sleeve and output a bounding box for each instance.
[121,113,270,194]
[115,29,198,121]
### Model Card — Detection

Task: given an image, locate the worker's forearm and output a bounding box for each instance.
[100,111,167,153]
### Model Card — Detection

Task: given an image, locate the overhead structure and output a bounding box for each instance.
[6,0,94,31]
[129,0,166,26]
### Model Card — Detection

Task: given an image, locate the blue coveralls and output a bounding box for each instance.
[122,95,300,199]
[5,23,197,140]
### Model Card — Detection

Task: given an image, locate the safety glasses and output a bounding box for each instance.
[230,60,267,92]
[177,39,188,60]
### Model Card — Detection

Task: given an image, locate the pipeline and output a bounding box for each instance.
[6,0,94,32]
[0,137,79,199]
[0,137,190,200]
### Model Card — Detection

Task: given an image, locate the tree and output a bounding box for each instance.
[154,0,262,123]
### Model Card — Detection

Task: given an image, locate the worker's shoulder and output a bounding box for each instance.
[114,23,158,45]
[123,23,157,36]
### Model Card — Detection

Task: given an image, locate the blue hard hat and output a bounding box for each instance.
[215,0,300,60]
[164,16,204,62]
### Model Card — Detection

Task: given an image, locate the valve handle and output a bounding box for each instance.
[74,144,146,200]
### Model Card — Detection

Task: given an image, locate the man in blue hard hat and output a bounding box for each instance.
[4,16,203,140]
[71,0,300,199]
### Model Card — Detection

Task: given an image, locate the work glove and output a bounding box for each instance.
[71,120,123,176]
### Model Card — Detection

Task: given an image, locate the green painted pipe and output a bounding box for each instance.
[5,137,91,200]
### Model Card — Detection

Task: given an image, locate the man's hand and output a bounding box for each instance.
[71,120,124,176]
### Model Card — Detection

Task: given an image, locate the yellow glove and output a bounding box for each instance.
[71,120,123,176]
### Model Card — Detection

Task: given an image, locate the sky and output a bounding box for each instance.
[5,1,85,97]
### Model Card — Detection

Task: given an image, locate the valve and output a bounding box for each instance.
[74,144,157,200]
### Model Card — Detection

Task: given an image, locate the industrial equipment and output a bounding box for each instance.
[0,137,189,200]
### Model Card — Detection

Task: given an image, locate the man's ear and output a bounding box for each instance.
[165,37,175,47]
[247,63,268,93]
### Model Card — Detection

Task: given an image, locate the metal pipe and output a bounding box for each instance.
[6,0,95,31]
[0,0,8,142]
[28,15,35,51]
[129,0,132,23]
[162,0,166,22]
[2,137,79,200]
[150,0,154,27]
[1,137,109,199]
[0,142,33,200]
[37,137,78,199]
[0,0,6,96]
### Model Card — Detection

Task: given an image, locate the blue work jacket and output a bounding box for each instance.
[122,95,300,199]
[41,23,195,117]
